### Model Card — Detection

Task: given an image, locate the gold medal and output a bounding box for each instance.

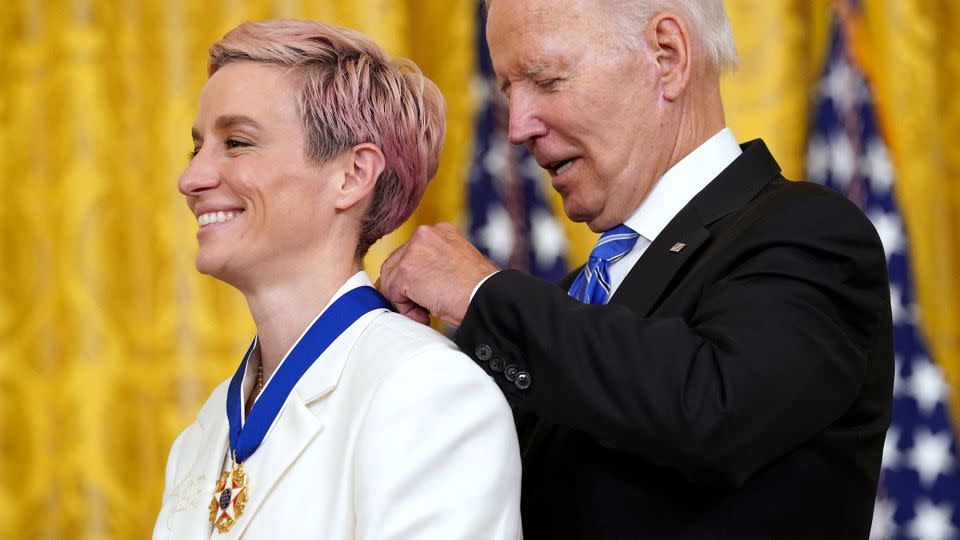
[209,455,249,533]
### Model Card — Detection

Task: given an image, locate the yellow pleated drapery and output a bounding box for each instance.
[1,1,958,538]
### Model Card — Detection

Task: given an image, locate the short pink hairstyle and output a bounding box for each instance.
[208,20,446,258]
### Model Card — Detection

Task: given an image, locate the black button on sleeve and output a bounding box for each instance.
[475,344,493,362]
[504,365,518,382]
[489,357,505,372]
[514,371,532,390]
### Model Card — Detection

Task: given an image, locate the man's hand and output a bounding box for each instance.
[377,223,498,327]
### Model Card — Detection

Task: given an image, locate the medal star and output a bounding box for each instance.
[210,462,249,533]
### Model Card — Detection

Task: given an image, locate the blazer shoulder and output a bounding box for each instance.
[357,311,461,360]
[349,311,499,395]
[749,178,883,244]
[761,177,867,217]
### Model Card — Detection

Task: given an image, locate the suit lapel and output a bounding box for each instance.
[610,209,710,315]
[609,138,781,315]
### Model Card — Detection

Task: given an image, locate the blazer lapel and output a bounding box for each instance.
[219,305,388,540]
[219,396,324,540]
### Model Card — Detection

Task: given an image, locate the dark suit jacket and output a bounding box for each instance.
[455,140,894,539]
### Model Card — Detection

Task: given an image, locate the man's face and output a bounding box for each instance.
[487,0,672,232]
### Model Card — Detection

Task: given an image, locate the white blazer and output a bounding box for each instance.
[154,273,522,539]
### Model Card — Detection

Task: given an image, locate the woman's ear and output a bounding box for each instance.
[335,143,386,211]
[645,12,691,101]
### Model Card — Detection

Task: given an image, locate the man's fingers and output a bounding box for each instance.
[397,300,431,325]
[407,306,431,326]
[379,239,410,281]
[378,238,416,305]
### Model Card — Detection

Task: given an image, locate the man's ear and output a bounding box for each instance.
[335,143,386,211]
[645,12,691,101]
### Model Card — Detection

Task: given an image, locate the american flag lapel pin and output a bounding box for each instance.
[669,242,686,253]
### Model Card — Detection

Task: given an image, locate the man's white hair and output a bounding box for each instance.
[484,0,739,73]
[606,0,739,73]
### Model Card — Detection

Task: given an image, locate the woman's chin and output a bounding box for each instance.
[195,254,231,281]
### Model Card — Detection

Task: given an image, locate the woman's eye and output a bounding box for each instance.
[188,148,200,160]
[226,139,250,150]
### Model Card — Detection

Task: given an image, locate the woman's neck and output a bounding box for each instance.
[242,257,361,383]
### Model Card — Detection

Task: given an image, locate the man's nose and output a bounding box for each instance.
[177,149,220,197]
[507,93,548,145]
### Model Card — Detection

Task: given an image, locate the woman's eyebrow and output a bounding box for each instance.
[215,114,264,131]
[191,115,265,141]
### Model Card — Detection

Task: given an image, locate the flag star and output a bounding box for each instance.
[530,208,567,267]
[806,135,830,182]
[864,137,894,194]
[890,284,905,326]
[477,204,514,265]
[869,497,896,540]
[483,138,510,178]
[470,74,492,107]
[829,132,856,188]
[907,429,953,487]
[820,59,867,113]
[522,155,545,181]
[907,499,956,540]
[881,427,901,469]
[907,359,948,415]
[869,210,905,261]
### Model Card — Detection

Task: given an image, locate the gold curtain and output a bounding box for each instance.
[1,1,958,538]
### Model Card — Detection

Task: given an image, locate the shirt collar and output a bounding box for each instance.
[624,127,742,243]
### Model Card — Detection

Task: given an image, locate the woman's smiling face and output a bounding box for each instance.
[178,62,347,287]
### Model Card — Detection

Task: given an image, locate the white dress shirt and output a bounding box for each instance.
[607,128,742,295]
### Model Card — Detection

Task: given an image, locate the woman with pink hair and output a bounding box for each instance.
[153,20,521,539]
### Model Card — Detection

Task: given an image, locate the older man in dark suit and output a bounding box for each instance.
[378,0,894,537]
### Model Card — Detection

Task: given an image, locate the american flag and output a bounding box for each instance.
[466,1,567,281]
[805,6,960,539]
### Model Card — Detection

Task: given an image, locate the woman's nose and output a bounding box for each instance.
[177,149,220,196]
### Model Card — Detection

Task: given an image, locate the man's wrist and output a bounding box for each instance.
[470,271,499,303]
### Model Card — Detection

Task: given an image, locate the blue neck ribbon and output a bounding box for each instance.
[226,285,391,463]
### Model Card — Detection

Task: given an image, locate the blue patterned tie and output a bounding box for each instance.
[568,224,640,304]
